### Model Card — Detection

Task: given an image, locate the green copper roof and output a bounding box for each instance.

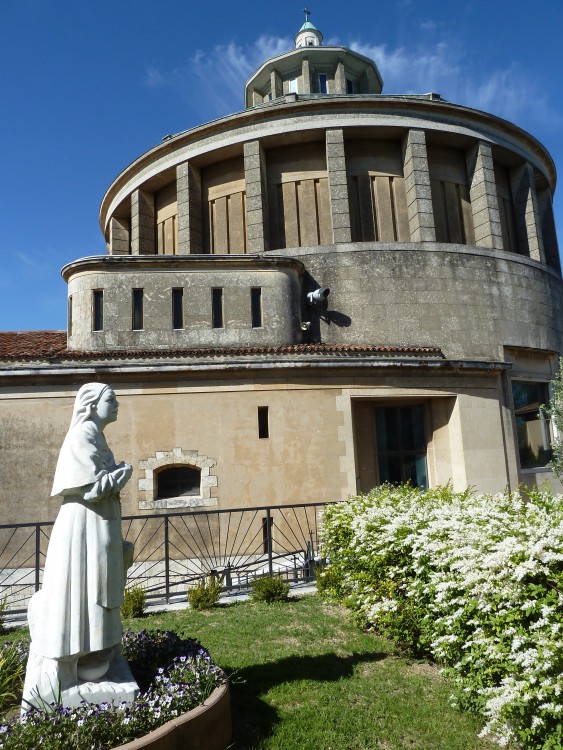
[299,20,318,32]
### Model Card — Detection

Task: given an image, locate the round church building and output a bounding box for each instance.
[1,13,562,526]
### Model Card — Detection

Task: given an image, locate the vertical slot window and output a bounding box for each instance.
[132,289,144,331]
[251,287,262,328]
[212,288,224,329]
[346,78,354,94]
[92,290,103,332]
[258,406,269,439]
[318,74,327,94]
[172,288,184,330]
[68,295,73,337]
[288,78,298,94]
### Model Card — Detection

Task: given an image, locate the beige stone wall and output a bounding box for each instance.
[0,366,553,527]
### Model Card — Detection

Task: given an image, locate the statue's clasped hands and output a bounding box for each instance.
[112,461,133,491]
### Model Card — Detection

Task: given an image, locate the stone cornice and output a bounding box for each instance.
[99,95,557,233]
[61,254,306,282]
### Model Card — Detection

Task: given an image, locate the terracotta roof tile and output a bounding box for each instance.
[0,331,67,358]
[0,331,443,361]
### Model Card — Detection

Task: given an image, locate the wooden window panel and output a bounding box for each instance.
[431,180,449,243]
[374,175,395,241]
[213,197,229,254]
[459,184,475,245]
[282,181,299,248]
[268,184,281,249]
[227,192,246,254]
[357,175,375,241]
[443,181,464,243]
[392,176,411,241]
[316,178,332,245]
[297,179,319,246]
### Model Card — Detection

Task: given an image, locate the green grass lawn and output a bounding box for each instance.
[1,594,497,750]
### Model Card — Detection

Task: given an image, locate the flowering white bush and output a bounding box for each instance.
[319,484,563,748]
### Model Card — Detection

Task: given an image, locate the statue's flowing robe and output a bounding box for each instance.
[32,421,124,659]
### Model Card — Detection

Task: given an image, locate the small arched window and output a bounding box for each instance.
[156,466,201,500]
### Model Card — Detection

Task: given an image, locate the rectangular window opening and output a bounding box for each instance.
[92,290,103,332]
[375,404,427,489]
[318,74,327,94]
[258,406,269,439]
[346,78,354,94]
[132,288,144,331]
[212,288,224,329]
[172,288,184,329]
[512,381,552,469]
[288,78,298,94]
[251,287,263,328]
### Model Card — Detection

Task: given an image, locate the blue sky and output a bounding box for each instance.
[2,0,562,331]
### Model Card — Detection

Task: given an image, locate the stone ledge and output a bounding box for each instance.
[115,683,231,750]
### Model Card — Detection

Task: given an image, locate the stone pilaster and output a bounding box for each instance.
[402,129,436,242]
[301,58,311,94]
[177,161,202,254]
[131,189,155,255]
[466,141,504,250]
[326,128,351,244]
[244,140,269,252]
[270,69,282,99]
[537,187,561,273]
[510,162,545,262]
[108,216,130,255]
[334,59,346,94]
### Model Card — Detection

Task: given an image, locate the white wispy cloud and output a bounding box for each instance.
[144,32,561,133]
[16,251,48,274]
[350,39,561,131]
[144,35,291,118]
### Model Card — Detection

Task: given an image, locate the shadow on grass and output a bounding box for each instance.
[225,650,387,749]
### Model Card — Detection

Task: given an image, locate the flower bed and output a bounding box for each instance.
[319,484,563,748]
[0,630,228,750]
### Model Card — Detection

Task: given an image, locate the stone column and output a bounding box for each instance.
[130,189,155,255]
[301,58,311,94]
[334,60,346,94]
[244,140,269,253]
[466,141,504,250]
[402,129,436,242]
[326,129,351,244]
[537,187,561,273]
[177,161,202,254]
[108,217,130,255]
[510,162,545,262]
[270,70,282,99]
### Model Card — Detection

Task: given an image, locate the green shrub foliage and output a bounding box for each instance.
[0,641,27,716]
[187,576,222,610]
[320,483,563,749]
[121,586,146,619]
[250,575,290,603]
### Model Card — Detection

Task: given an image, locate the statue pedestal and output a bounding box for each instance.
[61,652,139,708]
[22,644,139,712]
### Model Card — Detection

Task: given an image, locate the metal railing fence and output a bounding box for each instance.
[0,501,332,617]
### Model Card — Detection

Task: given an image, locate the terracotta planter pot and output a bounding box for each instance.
[114,683,231,750]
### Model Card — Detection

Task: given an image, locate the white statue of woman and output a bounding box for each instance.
[22,383,138,710]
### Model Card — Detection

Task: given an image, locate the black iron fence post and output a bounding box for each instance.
[164,516,170,603]
[266,508,273,575]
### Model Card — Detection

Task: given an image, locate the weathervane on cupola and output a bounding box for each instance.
[295,7,323,48]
